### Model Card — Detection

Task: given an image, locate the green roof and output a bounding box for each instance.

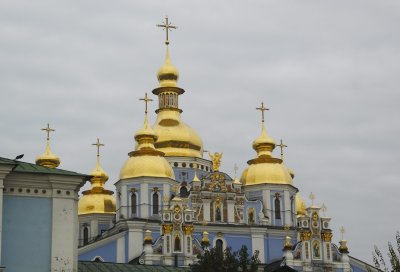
[0,157,88,177]
[78,261,189,272]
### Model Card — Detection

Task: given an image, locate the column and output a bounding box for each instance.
[140,183,149,218]
[251,232,265,263]
[262,189,271,219]
[120,184,127,219]
[284,191,291,226]
[226,200,235,223]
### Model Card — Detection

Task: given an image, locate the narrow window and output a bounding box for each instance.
[216,239,223,258]
[180,186,188,197]
[174,235,181,252]
[275,196,281,220]
[215,206,222,221]
[131,193,137,215]
[83,226,89,245]
[153,193,159,215]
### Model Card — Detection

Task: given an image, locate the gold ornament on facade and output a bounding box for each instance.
[322,231,333,242]
[163,224,173,234]
[144,230,153,243]
[300,231,312,241]
[183,225,194,235]
[209,152,223,171]
[217,232,223,237]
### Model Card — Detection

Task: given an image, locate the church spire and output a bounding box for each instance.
[156,16,179,88]
[252,102,276,158]
[89,138,109,188]
[36,123,60,168]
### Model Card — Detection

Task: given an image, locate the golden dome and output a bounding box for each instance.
[157,46,179,88]
[240,110,293,186]
[36,142,60,168]
[296,193,307,216]
[120,113,175,179]
[79,142,116,215]
[151,46,203,158]
[152,110,203,158]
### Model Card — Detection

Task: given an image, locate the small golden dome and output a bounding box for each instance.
[36,142,60,168]
[240,109,293,186]
[120,113,175,180]
[79,141,116,215]
[296,193,307,216]
[157,46,179,87]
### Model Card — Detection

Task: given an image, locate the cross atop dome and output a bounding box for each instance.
[256,102,269,123]
[157,16,177,45]
[41,123,55,141]
[139,93,153,115]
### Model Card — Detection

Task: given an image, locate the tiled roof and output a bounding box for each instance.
[0,157,88,177]
[78,261,189,272]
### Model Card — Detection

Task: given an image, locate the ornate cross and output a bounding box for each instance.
[256,102,269,123]
[340,226,345,240]
[41,123,55,141]
[309,192,315,206]
[139,93,153,114]
[321,203,327,216]
[233,163,238,177]
[276,139,288,160]
[92,138,104,158]
[157,16,177,45]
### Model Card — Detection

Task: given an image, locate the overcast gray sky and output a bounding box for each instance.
[1,0,399,264]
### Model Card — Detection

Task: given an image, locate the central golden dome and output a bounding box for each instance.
[240,110,293,186]
[151,45,203,158]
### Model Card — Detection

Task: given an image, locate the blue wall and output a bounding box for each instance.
[265,236,284,263]
[2,195,52,272]
[79,240,117,262]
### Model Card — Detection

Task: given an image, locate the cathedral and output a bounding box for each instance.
[0,18,378,272]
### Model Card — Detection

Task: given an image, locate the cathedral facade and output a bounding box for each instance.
[75,25,377,272]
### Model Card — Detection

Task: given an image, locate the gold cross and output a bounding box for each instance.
[276,139,288,160]
[340,226,345,240]
[256,102,269,123]
[233,163,238,177]
[157,16,177,45]
[41,123,55,141]
[92,138,104,158]
[139,93,153,114]
[309,192,315,205]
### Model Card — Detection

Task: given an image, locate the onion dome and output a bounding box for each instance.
[240,103,293,186]
[78,139,116,215]
[296,193,307,216]
[157,46,179,88]
[35,123,60,168]
[152,45,203,158]
[120,103,175,180]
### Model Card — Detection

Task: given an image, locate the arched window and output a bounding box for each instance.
[131,193,137,215]
[216,239,223,258]
[275,196,281,220]
[152,193,159,215]
[83,226,89,245]
[248,210,255,224]
[174,235,181,252]
[180,186,188,197]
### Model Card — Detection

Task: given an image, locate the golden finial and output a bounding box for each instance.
[340,226,345,240]
[139,93,153,115]
[309,192,315,206]
[157,16,177,46]
[283,224,293,250]
[276,139,288,160]
[36,123,60,168]
[256,102,269,124]
[208,152,223,171]
[90,138,108,183]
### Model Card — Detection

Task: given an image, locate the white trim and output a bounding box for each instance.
[91,256,104,262]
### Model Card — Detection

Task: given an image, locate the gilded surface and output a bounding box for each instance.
[322,231,333,242]
[300,231,312,241]
[208,152,223,171]
[163,224,173,234]
[183,225,194,235]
